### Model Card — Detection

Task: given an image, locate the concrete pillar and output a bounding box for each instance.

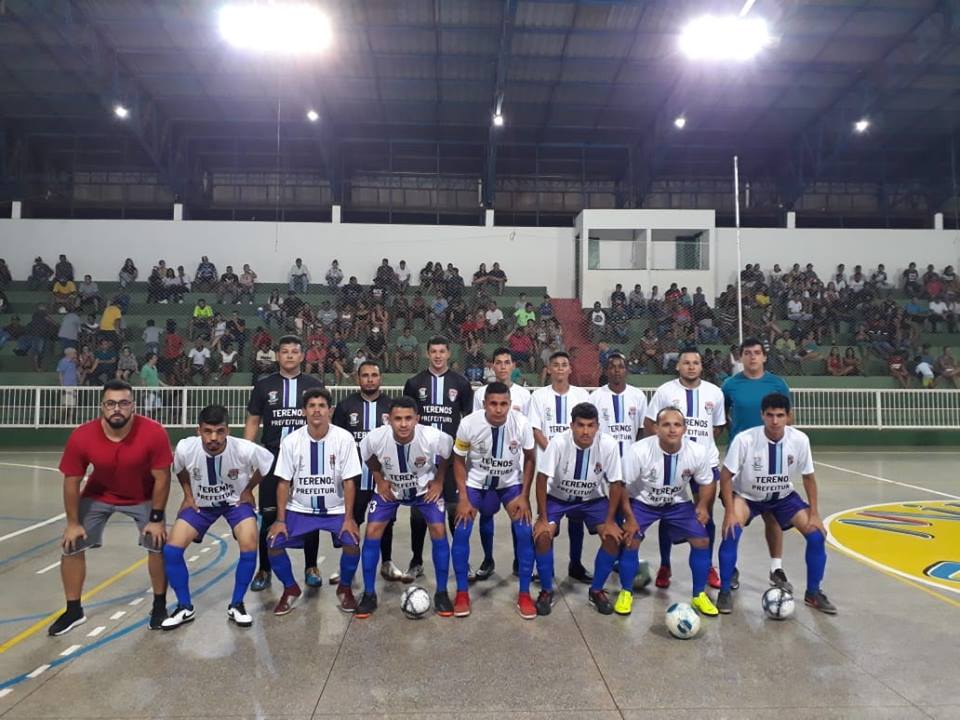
[786,211,796,229]
[173,203,183,221]
[332,204,342,224]
[484,208,494,227]
[934,212,944,230]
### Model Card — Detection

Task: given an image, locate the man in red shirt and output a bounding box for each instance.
[49,379,174,636]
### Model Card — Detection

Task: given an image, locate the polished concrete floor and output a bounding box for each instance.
[0,449,958,720]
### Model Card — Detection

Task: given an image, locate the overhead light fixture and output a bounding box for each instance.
[306,109,319,122]
[673,116,687,129]
[853,118,870,134]
[218,3,332,54]
[679,15,771,61]
[113,104,130,119]
[492,113,504,127]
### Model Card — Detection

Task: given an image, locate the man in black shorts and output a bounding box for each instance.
[244,335,325,591]
[331,360,409,583]
[402,336,473,578]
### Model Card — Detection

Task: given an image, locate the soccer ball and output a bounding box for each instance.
[400,586,431,619]
[665,602,701,639]
[761,587,795,620]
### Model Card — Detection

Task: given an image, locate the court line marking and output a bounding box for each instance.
[35,561,60,575]
[815,461,960,500]
[0,464,66,543]
[0,688,11,698]
[58,645,81,657]
[25,665,49,679]
[108,611,126,621]
[86,626,105,638]
[128,597,143,606]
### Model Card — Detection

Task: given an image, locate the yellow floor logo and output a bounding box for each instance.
[826,501,960,595]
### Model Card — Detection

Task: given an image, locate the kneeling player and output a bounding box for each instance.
[533,403,624,616]
[452,382,537,618]
[616,407,718,617]
[717,393,836,615]
[162,405,274,629]
[266,388,363,615]
[355,397,455,618]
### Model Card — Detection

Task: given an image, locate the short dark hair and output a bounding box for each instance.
[549,350,571,364]
[655,406,685,423]
[427,335,449,350]
[761,393,791,413]
[357,360,381,374]
[484,381,510,398]
[301,387,333,408]
[570,402,598,423]
[739,337,765,354]
[678,346,702,362]
[102,379,133,396]
[198,404,230,427]
[390,396,420,414]
[277,334,304,351]
[491,347,513,362]
[605,352,626,368]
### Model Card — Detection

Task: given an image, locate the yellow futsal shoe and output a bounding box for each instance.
[613,590,633,616]
[691,591,719,617]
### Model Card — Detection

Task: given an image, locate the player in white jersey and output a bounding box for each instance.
[615,407,719,618]
[716,393,836,615]
[534,403,624,616]
[265,388,363,616]
[161,405,275,630]
[472,347,532,414]
[355,397,455,618]
[528,350,593,583]
[452,382,537,618]
[643,348,726,590]
[589,353,647,454]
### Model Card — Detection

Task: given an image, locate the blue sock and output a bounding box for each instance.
[658,521,672,568]
[513,520,535,594]
[537,549,555,592]
[568,519,584,568]
[361,537,381,595]
[479,514,495,563]
[162,545,192,608]
[270,551,297,589]
[804,529,827,595]
[232,550,257,605]
[618,546,640,592]
[718,526,742,592]
[689,546,711,596]
[431,536,450,593]
[452,521,474,592]
[339,548,361,588]
[591,547,617,591]
[706,517,717,559]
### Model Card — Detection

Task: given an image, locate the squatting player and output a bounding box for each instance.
[452,382,537,618]
[161,404,274,629]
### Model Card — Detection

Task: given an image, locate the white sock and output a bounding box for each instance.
[770,558,783,572]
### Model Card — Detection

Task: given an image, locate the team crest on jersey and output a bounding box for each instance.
[267,390,280,405]
[544,408,553,421]
[752,455,764,472]
[329,455,336,468]
[190,468,203,484]
[227,468,239,481]
[349,412,359,426]
[787,455,795,466]
[414,456,427,468]
[383,457,393,470]
[448,388,458,402]
[473,441,487,453]
[508,440,520,454]
[601,408,611,421]
[704,401,715,412]
[681,469,693,480]
[628,406,637,417]
[594,462,603,475]
[418,387,428,400]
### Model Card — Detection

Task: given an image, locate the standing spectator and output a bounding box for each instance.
[396,260,411,293]
[139,352,164,417]
[217,266,240,305]
[325,259,343,289]
[443,267,465,304]
[419,261,434,293]
[57,346,79,391]
[146,267,166,304]
[28,256,55,289]
[160,320,186,385]
[187,339,212,384]
[77,275,104,312]
[117,345,138,381]
[22,305,53,371]
[0,258,12,289]
[0,314,23,351]
[118,258,138,288]
[394,326,419,372]
[55,254,75,281]
[238,264,257,304]
[58,309,82,352]
[227,313,248,358]
[143,319,161,356]
[589,301,607,340]
[194,256,218,292]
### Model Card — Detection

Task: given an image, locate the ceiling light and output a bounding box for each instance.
[113,104,129,119]
[492,113,504,127]
[673,116,687,129]
[218,3,332,54]
[679,15,771,61]
[854,118,870,134]
[306,109,319,122]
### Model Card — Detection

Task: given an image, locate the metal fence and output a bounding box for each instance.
[1,385,958,430]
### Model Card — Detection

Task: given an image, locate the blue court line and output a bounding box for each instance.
[0,536,230,692]
[0,537,61,569]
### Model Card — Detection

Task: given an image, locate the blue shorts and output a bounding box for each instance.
[466,485,522,516]
[545,496,610,534]
[366,493,446,526]
[270,510,357,549]
[689,467,720,495]
[743,492,809,530]
[178,504,256,542]
[628,499,707,544]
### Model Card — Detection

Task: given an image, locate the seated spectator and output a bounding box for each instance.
[354,300,371,341]
[396,260,411,293]
[443,267,465,303]
[326,332,348,383]
[92,337,118,384]
[826,347,846,376]
[627,284,644,317]
[218,341,239,384]
[288,258,310,294]
[75,274,104,312]
[159,320,186,385]
[463,333,485,383]
[259,289,283,328]
[659,328,680,372]
[924,269,944,300]
[538,295,554,320]
[117,258,138,288]
[943,266,959,295]
[210,313,228,349]
[193,256,218,292]
[459,309,486,342]
[0,258,11,289]
[351,348,368,374]
[254,345,276,378]
[51,276,77,313]
[803,263,819,282]
[187,339,212,384]
[337,304,355,338]
[419,262,435,293]
[28,256,54,290]
[281,291,304,327]
[484,301,505,335]
[304,337,327,376]
[116,345,138,381]
[609,301,628,341]
[217,266,241,305]
[341,276,363,307]
[506,325,535,372]
[394,326,419,372]
[884,351,909,388]
[364,326,387,367]
[227,314,248,357]
[664,283,682,303]
[914,355,935,388]
[371,302,389,334]
[787,295,812,322]
[251,325,272,354]
[430,295,448,331]
[639,329,659,371]
[610,283,626,307]
[839,347,860,376]
[903,296,928,325]
[902,262,921,296]
[869,263,890,292]
[515,302,536,330]
[76,344,95,385]
[175,265,192,293]
[160,268,183,304]
[99,299,124,344]
[53,254,74,281]
[325,259,344,289]
[238,264,257,304]
[928,296,949,332]
[190,298,213,339]
[487,262,507,294]
[936,347,958,388]
[0,314,23,351]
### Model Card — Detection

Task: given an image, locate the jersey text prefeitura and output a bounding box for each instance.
[528,386,590,441]
[454,410,535,490]
[537,430,622,503]
[723,426,814,501]
[645,379,725,454]
[274,425,361,516]
[588,384,647,456]
[623,436,714,506]
[174,436,275,507]
[332,392,392,491]
[246,373,324,451]
[403,369,473,436]
[360,424,454,501]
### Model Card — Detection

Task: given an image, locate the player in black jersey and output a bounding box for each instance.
[244,335,325,591]
[331,360,409,583]
[402,336,473,578]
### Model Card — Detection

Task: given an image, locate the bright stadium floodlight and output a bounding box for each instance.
[113,104,130,119]
[306,109,319,122]
[679,15,771,61]
[854,118,870,134]
[674,115,687,129]
[218,3,332,54]
[492,112,504,127]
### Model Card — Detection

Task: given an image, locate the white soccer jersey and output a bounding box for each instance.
[528,385,591,441]
[472,383,532,415]
[274,424,362,516]
[723,426,815,502]
[589,384,647,456]
[623,436,714,506]
[454,410,535,490]
[537,429,622,502]
[174,436,275,508]
[645,379,725,453]
[360,424,454,500]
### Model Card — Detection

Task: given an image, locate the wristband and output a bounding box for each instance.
[149,509,165,523]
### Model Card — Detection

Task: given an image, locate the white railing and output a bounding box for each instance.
[1,385,958,430]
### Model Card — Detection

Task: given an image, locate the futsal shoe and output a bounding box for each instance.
[149,602,168,631]
[691,591,719,617]
[380,561,405,581]
[707,566,722,589]
[328,571,340,585]
[406,563,424,581]
[354,592,378,619]
[336,585,357,613]
[305,567,323,587]
[613,590,633,616]
[250,570,271,592]
[730,567,740,591]
[474,558,495,582]
[48,608,87,637]
[588,588,614,615]
[453,591,471,617]
[716,590,733,614]
[535,590,555,616]
[516,592,537,620]
[161,604,196,630]
[227,602,253,627]
[655,565,672,589]
[769,568,794,593]
[434,591,455,617]
[273,585,302,616]
[568,563,593,584]
[804,590,838,615]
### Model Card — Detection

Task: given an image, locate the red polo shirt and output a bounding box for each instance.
[59,415,172,505]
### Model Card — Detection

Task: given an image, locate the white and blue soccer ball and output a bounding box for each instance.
[761,587,795,620]
[665,602,701,639]
[400,586,431,619]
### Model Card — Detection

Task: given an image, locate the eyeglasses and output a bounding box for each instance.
[102,400,134,410]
